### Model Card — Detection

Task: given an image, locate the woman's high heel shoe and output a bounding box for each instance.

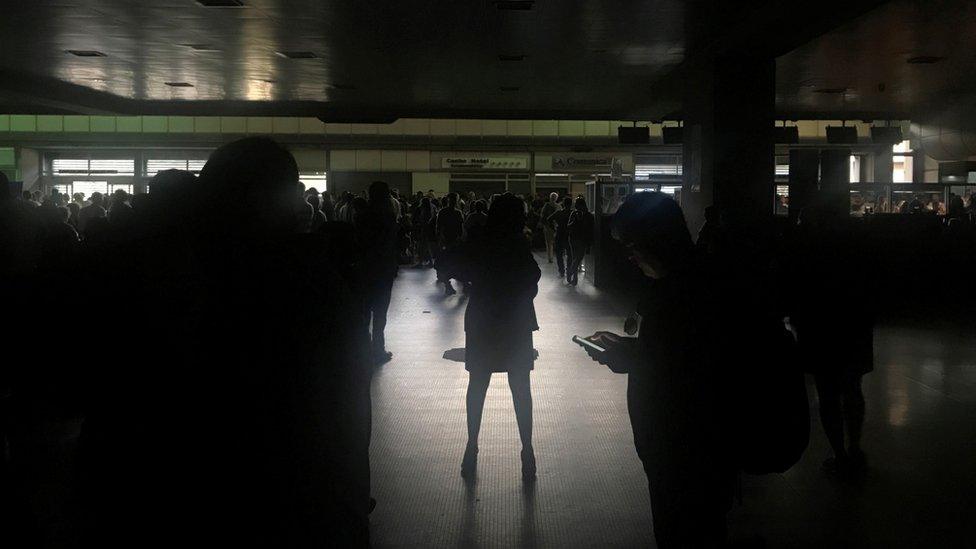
[521,447,537,481]
[461,443,478,478]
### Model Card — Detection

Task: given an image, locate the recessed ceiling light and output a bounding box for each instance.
[499,86,520,92]
[813,87,847,94]
[275,50,318,59]
[66,50,106,57]
[196,0,245,7]
[498,54,527,62]
[906,55,944,64]
[494,1,534,10]
[182,44,221,52]
[165,82,194,87]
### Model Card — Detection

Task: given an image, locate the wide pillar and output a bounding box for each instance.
[681,56,776,235]
[788,149,820,223]
[820,148,852,217]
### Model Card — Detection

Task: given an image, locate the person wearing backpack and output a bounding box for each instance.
[580,191,734,549]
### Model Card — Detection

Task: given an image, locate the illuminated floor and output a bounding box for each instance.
[369,255,976,548]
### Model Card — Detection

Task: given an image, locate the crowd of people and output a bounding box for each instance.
[0,138,600,548]
[3,136,972,548]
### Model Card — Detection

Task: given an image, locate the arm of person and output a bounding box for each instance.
[581,331,639,374]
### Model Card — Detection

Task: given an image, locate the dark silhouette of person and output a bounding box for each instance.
[451,193,541,481]
[355,180,400,365]
[76,137,373,548]
[436,192,464,295]
[77,192,106,235]
[463,199,488,242]
[696,204,725,255]
[546,196,573,277]
[566,196,594,286]
[581,191,733,548]
[306,192,328,232]
[540,192,559,263]
[107,189,136,230]
[788,203,873,477]
[414,196,436,266]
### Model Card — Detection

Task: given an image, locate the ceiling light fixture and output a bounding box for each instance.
[196,0,245,7]
[275,51,318,59]
[495,1,535,10]
[66,50,106,57]
[906,55,944,64]
[165,82,194,87]
[182,44,221,52]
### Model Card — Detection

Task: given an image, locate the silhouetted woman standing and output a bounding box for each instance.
[454,193,541,480]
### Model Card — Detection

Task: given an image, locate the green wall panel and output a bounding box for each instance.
[63,116,90,132]
[90,116,116,132]
[247,117,272,133]
[220,116,246,133]
[273,117,300,133]
[37,115,64,132]
[142,116,168,132]
[194,117,220,133]
[116,116,142,132]
[168,116,194,133]
[0,115,9,132]
[10,115,37,132]
[0,148,15,165]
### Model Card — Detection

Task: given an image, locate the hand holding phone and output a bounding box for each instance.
[574,332,634,374]
[572,335,606,354]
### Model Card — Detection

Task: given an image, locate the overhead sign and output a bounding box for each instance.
[441,156,528,170]
[551,155,613,171]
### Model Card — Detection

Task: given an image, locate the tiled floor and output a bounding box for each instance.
[368,254,976,548]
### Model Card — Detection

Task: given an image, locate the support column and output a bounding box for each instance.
[820,148,851,217]
[681,56,776,235]
[788,149,820,223]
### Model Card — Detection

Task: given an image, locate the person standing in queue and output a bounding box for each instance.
[566,196,594,286]
[356,181,400,365]
[580,191,733,548]
[452,193,541,481]
[546,196,573,278]
[435,192,464,295]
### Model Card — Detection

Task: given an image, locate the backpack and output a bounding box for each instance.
[712,261,810,475]
[732,313,809,474]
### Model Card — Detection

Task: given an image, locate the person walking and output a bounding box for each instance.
[539,192,559,263]
[566,196,594,286]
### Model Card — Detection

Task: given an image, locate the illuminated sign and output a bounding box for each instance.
[441,156,528,169]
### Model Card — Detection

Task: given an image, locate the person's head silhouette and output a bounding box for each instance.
[611,191,692,279]
[198,137,301,235]
[486,193,526,237]
[368,180,391,203]
[574,196,588,212]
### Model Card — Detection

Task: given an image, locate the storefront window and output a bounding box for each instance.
[893,140,913,182]
[775,185,789,216]
[849,155,862,183]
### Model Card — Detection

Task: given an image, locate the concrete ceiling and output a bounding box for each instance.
[776,0,976,126]
[0,0,928,122]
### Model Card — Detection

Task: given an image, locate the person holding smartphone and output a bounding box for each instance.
[580,191,733,549]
